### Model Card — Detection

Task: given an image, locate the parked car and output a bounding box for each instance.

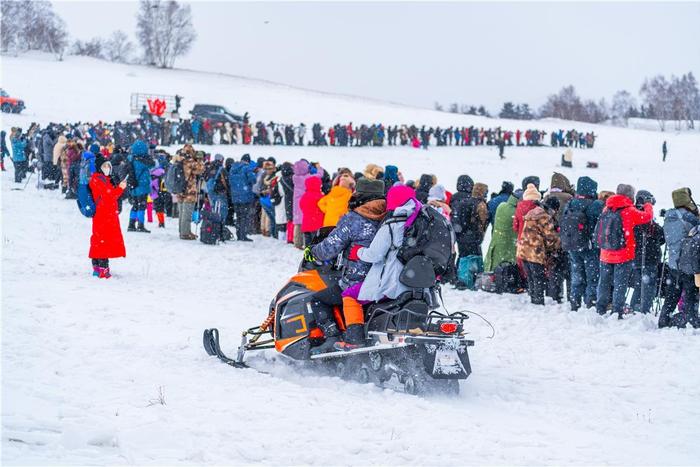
[0,88,25,113]
[189,104,243,124]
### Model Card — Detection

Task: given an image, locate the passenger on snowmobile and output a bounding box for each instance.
[306,178,387,352]
[321,185,423,351]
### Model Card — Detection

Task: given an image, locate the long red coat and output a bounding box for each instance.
[89,173,126,259]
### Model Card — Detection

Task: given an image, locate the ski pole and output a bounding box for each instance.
[640,229,647,313]
[654,243,668,316]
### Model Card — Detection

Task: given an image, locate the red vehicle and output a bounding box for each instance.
[0,88,25,113]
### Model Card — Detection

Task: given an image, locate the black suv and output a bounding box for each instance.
[189,104,243,124]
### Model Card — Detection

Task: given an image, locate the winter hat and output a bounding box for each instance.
[428,184,447,202]
[456,175,474,193]
[522,175,540,190]
[267,156,277,165]
[635,190,656,206]
[672,187,698,214]
[363,163,382,180]
[387,185,417,210]
[89,143,101,155]
[500,181,514,196]
[131,140,148,156]
[305,176,322,192]
[384,165,399,185]
[214,153,224,162]
[616,183,636,201]
[513,188,524,200]
[576,176,598,199]
[550,172,572,192]
[355,177,385,196]
[241,153,251,163]
[100,160,112,175]
[472,183,488,200]
[523,183,541,201]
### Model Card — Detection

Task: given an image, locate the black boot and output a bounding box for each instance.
[127,219,137,232]
[333,324,366,351]
[310,322,340,355]
[136,222,151,233]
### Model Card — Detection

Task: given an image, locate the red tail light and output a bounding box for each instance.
[439,321,458,334]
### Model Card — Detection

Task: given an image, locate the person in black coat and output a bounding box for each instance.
[630,190,665,314]
[280,162,295,243]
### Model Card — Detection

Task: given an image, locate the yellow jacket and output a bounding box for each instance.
[318,186,352,227]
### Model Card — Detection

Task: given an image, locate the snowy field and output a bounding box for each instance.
[3,54,700,465]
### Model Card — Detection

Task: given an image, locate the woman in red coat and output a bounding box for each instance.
[89,161,127,278]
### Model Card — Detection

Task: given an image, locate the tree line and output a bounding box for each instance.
[435,73,700,131]
[0,0,196,68]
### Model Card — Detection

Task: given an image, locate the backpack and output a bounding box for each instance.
[678,226,700,275]
[77,159,96,217]
[164,161,185,194]
[126,160,138,189]
[493,262,523,294]
[205,167,223,195]
[457,255,484,290]
[663,209,696,270]
[76,183,95,217]
[475,271,497,293]
[560,203,591,251]
[595,207,626,250]
[200,209,222,245]
[398,206,455,276]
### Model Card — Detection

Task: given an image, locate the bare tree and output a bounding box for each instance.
[136,0,196,68]
[611,90,637,126]
[1,0,68,59]
[640,75,672,131]
[104,30,134,63]
[71,38,105,59]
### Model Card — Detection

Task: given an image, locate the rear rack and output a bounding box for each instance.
[365,301,469,335]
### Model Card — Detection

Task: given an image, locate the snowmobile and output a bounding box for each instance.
[203,255,474,395]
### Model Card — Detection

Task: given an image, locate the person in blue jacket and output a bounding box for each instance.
[191,118,202,144]
[561,176,604,310]
[127,140,155,233]
[487,181,514,223]
[10,128,28,183]
[228,154,257,241]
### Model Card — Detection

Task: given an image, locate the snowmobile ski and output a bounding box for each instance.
[203,328,249,369]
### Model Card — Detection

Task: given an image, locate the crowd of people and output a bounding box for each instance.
[0,116,596,176]
[4,124,697,340]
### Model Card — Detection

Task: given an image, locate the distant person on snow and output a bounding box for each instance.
[662,141,668,162]
[89,160,127,279]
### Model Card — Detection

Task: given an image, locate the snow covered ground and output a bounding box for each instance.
[3,53,700,465]
[3,170,700,466]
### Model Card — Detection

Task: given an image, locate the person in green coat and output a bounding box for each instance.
[484,192,520,271]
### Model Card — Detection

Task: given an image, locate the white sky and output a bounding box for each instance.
[53,1,700,112]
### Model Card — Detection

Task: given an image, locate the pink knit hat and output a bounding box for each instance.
[387,185,417,210]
